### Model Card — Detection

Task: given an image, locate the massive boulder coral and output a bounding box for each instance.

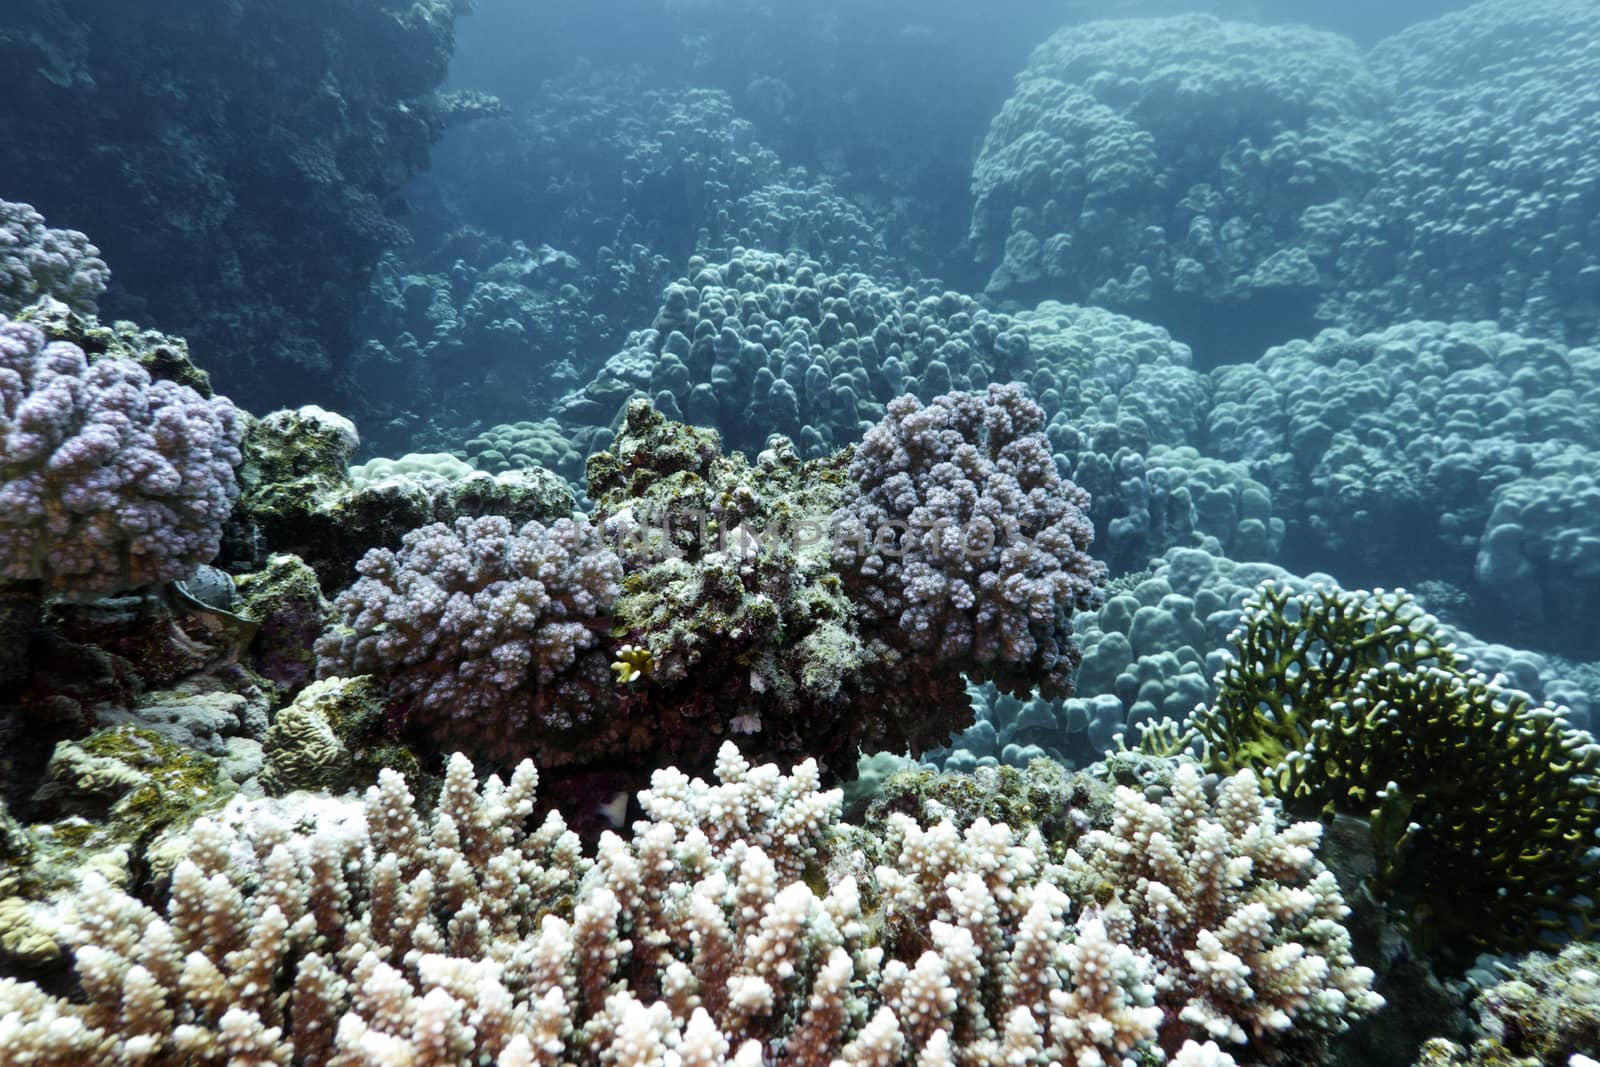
[0,316,243,597]
[831,383,1104,703]
[564,259,1257,573]
[558,249,1023,459]
[0,742,1380,1065]
[970,15,1387,363]
[314,514,622,766]
[1329,0,1600,347]
[1206,319,1600,656]
[0,200,108,318]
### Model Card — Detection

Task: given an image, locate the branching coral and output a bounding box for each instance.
[831,382,1105,704]
[0,200,109,317]
[314,514,623,765]
[0,743,1378,1066]
[1064,763,1382,1062]
[0,315,243,597]
[1187,582,1600,957]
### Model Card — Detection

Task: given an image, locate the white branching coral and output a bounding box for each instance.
[0,747,1378,1066]
[1064,762,1385,1062]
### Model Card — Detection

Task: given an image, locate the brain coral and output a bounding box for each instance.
[970,15,1387,362]
[314,514,623,765]
[832,383,1105,704]
[0,316,243,596]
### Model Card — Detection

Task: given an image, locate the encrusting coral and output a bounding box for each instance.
[0,742,1380,1066]
[1411,941,1600,1067]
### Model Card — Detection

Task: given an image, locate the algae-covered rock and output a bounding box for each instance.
[17,295,213,396]
[1,725,233,966]
[229,413,577,590]
[587,399,883,776]
[235,553,332,696]
[260,675,416,796]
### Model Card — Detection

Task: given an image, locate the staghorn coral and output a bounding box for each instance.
[1063,762,1382,1063]
[830,383,1105,705]
[0,742,1377,1065]
[1187,582,1600,959]
[314,515,621,767]
[0,315,243,597]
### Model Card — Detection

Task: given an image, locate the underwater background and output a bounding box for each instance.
[1,0,1598,1064]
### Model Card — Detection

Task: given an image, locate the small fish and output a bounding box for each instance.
[596,790,632,830]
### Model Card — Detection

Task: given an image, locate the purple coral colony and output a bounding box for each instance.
[2,0,1600,1064]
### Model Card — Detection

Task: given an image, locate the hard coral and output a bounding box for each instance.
[0,200,108,318]
[587,399,941,776]
[0,316,243,597]
[832,382,1105,704]
[1190,582,1600,958]
[315,514,622,766]
[0,742,1377,1066]
[1064,762,1383,1063]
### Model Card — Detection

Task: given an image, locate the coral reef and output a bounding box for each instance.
[17,296,213,398]
[971,15,1386,362]
[1189,583,1600,958]
[563,260,1260,575]
[0,0,469,411]
[556,249,1004,459]
[0,743,1379,1065]
[1207,319,1600,656]
[233,554,333,697]
[0,316,243,597]
[0,200,108,318]
[831,383,1104,702]
[1412,942,1600,1067]
[229,406,576,591]
[1330,0,1600,348]
[1064,762,1382,1061]
[0,724,235,968]
[315,515,622,766]
[586,400,883,773]
[259,675,417,798]
[463,418,587,484]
